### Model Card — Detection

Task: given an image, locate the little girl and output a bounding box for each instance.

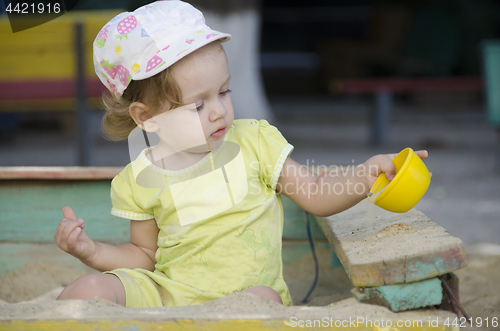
[55,0,428,308]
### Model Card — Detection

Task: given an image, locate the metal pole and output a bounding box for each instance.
[497,128,500,176]
[371,89,392,146]
[75,22,93,166]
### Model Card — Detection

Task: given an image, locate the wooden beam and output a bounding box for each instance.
[0,179,129,243]
[0,166,122,180]
[315,200,468,287]
[0,319,457,331]
[352,277,443,312]
[0,79,106,101]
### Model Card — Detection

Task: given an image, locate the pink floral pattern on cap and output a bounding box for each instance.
[93,1,231,96]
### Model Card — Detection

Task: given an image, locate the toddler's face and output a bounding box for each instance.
[149,43,234,154]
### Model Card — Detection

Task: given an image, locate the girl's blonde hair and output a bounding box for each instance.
[101,66,183,141]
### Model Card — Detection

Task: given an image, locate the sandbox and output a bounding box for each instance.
[1,166,498,330]
[0,245,462,331]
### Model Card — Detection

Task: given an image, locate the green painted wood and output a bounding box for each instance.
[0,180,129,243]
[281,241,331,268]
[0,179,324,244]
[352,277,443,312]
[315,200,468,287]
[282,195,326,240]
[330,246,342,268]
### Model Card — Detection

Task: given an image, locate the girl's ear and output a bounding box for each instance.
[130,102,159,132]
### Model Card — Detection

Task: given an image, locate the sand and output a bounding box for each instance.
[0,245,498,330]
[320,200,466,266]
[452,253,500,330]
[0,263,87,303]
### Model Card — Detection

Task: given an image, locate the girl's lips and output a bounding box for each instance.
[210,127,226,138]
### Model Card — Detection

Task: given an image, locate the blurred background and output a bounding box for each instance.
[1,0,500,245]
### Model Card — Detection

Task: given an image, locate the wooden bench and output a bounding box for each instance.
[331,76,484,146]
[0,10,119,110]
[0,10,120,165]
[315,199,468,312]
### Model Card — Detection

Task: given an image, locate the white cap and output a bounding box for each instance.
[93,0,231,96]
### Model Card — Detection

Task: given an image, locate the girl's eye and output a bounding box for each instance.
[196,103,204,111]
[220,89,232,96]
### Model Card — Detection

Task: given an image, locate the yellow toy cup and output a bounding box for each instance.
[369,148,431,213]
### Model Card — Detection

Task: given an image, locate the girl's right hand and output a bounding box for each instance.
[55,206,96,263]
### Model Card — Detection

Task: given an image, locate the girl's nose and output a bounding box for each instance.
[209,98,227,122]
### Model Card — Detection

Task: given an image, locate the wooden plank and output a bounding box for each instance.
[0,180,129,243]
[0,184,315,244]
[0,79,105,100]
[315,200,468,287]
[0,52,75,81]
[0,166,122,179]
[0,319,458,331]
[0,167,315,244]
[352,277,443,312]
[0,10,122,81]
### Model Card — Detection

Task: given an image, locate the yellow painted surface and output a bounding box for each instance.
[0,320,459,331]
[0,10,122,81]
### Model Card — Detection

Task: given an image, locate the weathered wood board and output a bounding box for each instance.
[0,166,123,180]
[0,295,459,331]
[315,199,468,287]
[351,277,443,312]
[0,180,131,243]
[0,166,325,244]
[0,167,128,243]
[0,318,458,331]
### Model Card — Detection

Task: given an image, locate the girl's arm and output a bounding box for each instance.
[277,151,429,217]
[89,219,159,272]
[55,206,158,272]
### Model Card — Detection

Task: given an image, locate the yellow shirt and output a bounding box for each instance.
[107,119,294,307]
